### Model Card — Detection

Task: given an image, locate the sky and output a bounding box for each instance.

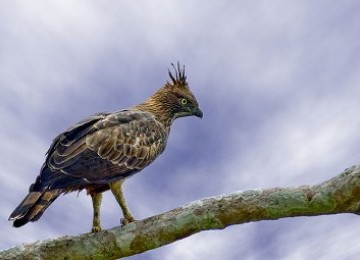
[1,1,360,259]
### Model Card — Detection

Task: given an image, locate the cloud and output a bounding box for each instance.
[1,1,360,259]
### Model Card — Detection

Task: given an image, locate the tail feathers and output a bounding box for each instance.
[9,189,61,227]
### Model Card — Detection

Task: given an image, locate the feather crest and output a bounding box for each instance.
[167,62,187,87]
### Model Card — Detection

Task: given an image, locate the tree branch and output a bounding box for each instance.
[2,165,360,259]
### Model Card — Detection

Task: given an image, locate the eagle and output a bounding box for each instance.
[9,63,203,232]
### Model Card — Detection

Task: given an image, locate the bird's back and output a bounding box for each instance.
[41,109,170,192]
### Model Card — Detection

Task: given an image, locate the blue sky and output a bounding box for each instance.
[1,1,360,259]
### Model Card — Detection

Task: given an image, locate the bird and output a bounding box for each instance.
[9,62,203,232]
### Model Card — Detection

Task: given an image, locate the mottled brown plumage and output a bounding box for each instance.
[9,63,202,231]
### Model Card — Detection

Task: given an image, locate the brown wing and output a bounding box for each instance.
[37,109,168,191]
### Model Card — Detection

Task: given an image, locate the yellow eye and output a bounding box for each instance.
[180,98,188,105]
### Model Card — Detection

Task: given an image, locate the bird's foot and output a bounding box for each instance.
[120,216,135,225]
[91,225,102,233]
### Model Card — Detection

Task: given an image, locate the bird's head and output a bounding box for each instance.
[164,62,203,119]
[142,63,203,126]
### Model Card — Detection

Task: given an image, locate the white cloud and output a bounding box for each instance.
[1,1,360,259]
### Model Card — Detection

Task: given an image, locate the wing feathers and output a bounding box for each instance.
[52,142,87,165]
[39,110,168,189]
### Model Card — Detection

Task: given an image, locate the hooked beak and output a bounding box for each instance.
[193,107,203,118]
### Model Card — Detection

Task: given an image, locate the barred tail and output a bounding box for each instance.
[9,189,61,227]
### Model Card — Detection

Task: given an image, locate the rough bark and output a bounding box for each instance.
[2,165,360,259]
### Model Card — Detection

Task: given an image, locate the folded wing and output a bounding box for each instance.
[39,110,168,190]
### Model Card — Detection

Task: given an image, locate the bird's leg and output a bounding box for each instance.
[109,179,135,225]
[91,192,102,233]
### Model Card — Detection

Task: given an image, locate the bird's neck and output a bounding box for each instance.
[135,95,175,129]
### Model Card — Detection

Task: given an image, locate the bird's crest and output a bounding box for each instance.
[167,62,188,88]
